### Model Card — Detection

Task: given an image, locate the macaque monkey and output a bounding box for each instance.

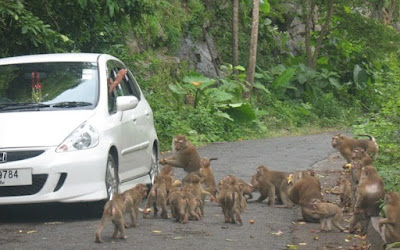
[222,175,247,212]
[237,178,254,201]
[288,171,323,222]
[217,180,242,226]
[168,191,189,223]
[337,178,352,208]
[159,135,201,173]
[351,147,373,166]
[252,165,293,207]
[311,199,344,232]
[95,193,128,243]
[181,186,202,220]
[182,173,215,215]
[122,183,148,227]
[379,191,400,244]
[159,164,174,194]
[349,165,385,235]
[143,175,168,219]
[199,157,218,196]
[332,134,379,163]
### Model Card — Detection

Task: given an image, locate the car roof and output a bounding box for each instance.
[0,53,116,65]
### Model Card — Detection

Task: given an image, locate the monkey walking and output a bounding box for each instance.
[95,193,129,243]
[311,199,344,232]
[332,134,379,163]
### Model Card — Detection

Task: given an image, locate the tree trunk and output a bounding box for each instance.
[244,0,259,99]
[233,0,239,74]
[304,0,334,69]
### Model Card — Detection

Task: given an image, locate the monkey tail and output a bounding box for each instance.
[357,134,375,141]
[209,157,218,162]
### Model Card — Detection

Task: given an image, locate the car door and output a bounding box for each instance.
[107,61,150,184]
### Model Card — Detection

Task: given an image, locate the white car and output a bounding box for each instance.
[0,53,159,205]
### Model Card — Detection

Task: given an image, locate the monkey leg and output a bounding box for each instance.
[267,185,276,206]
[160,203,169,219]
[115,221,127,240]
[234,207,242,226]
[95,215,111,243]
[129,210,137,227]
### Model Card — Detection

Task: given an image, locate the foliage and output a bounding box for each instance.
[2,0,400,189]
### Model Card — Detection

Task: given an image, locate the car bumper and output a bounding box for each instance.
[0,146,108,205]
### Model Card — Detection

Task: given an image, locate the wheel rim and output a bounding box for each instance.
[149,147,159,184]
[106,154,118,200]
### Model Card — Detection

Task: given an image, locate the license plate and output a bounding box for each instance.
[0,169,32,186]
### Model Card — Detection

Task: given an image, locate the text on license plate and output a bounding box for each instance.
[0,169,32,186]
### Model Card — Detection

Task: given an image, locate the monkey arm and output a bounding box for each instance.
[160,156,185,168]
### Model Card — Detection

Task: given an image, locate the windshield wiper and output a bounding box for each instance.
[51,101,92,108]
[0,103,51,111]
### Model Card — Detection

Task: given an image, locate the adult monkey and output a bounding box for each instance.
[332,134,379,162]
[159,135,201,173]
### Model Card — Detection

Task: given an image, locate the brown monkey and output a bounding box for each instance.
[159,135,201,173]
[337,178,352,209]
[379,191,400,244]
[222,175,247,212]
[182,173,215,215]
[332,134,379,163]
[237,178,254,201]
[217,180,242,225]
[288,171,323,222]
[95,193,128,243]
[159,164,174,194]
[311,199,344,232]
[199,157,218,196]
[252,166,293,207]
[168,191,189,223]
[143,175,168,219]
[349,165,385,235]
[181,186,202,220]
[122,183,148,227]
[350,147,373,166]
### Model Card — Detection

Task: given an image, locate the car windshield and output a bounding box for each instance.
[0,62,98,111]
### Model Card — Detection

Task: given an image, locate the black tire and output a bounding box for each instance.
[147,146,159,192]
[105,153,119,200]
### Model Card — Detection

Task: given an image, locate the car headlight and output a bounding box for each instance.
[56,123,99,152]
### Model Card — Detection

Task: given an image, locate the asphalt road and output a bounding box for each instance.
[0,133,339,250]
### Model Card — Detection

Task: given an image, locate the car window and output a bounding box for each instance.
[106,60,141,113]
[0,62,98,111]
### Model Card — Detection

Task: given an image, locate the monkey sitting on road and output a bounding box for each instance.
[159,135,201,173]
[379,191,400,245]
[199,157,218,197]
[349,165,385,235]
[288,171,322,223]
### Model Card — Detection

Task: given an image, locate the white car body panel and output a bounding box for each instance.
[0,53,159,204]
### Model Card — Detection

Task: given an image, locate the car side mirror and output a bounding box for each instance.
[116,96,139,111]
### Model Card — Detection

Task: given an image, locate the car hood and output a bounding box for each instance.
[0,110,95,148]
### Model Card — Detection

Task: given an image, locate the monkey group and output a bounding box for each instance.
[95,133,399,247]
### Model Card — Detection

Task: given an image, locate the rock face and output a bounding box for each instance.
[176,36,220,78]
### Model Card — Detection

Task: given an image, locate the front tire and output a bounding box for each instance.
[148,146,159,191]
[105,153,119,200]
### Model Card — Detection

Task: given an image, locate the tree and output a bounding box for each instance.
[244,0,259,99]
[233,0,239,75]
[303,0,334,69]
